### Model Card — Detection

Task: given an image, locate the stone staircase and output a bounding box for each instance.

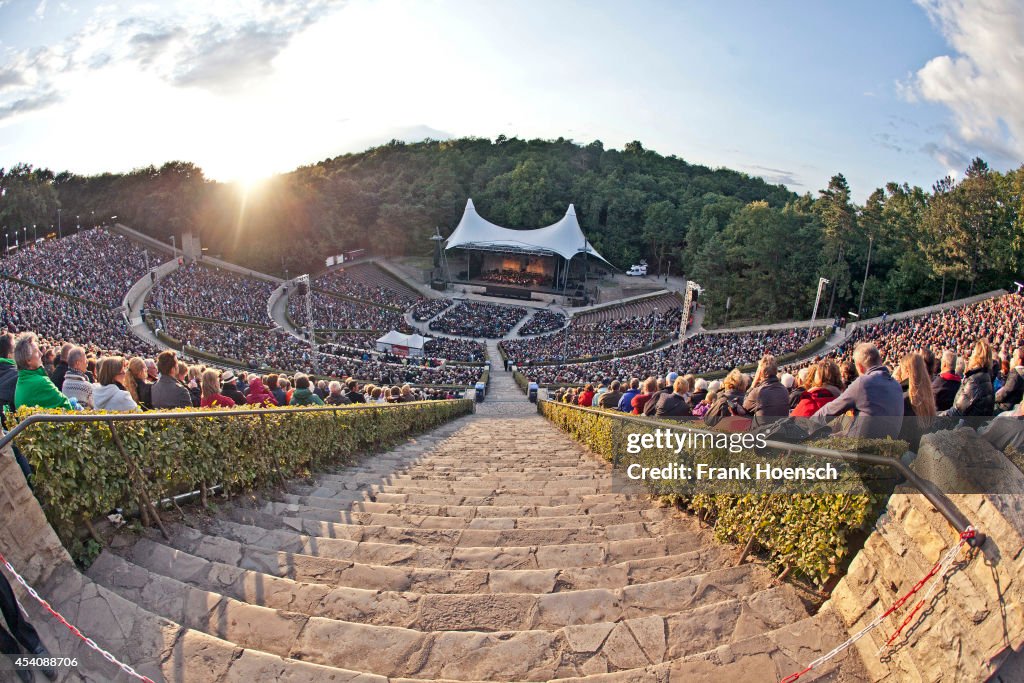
[74,367,866,681]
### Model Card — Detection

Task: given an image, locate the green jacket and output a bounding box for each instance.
[15,366,73,411]
[289,388,324,406]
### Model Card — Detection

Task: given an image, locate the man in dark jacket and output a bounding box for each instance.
[0,333,33,483]
[743,355,790,426]
[931,349,962,412]
[0,333,17,420]
[617,378,641,412]
[219,369,247,405]
[346,379,366,404]
[597,380,624,410]
[50,342,72,391]
[655,377,693,417]
[151,350,193,409]
[995,348,1024,412]
[813,343,904,439]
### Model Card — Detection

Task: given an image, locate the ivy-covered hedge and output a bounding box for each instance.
[14,400,472,545]
[538,400,904,586]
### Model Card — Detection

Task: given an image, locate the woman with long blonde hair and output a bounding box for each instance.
[897,352,936,450]
[200,368,236,408]
[124,357,153,409]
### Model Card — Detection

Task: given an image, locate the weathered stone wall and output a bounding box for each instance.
[0,443,73,586]
[827,427,1024,682]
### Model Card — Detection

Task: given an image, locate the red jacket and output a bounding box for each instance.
[200,393,236,408]
[577,390,595,407]
[245,378,279,407]
[791,387,835,417]
[631,392,655,415]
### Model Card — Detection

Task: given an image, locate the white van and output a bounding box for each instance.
[626,262,648,277]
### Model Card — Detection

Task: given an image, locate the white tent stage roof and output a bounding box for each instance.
[376,330,430,349]
[445,199,611,266]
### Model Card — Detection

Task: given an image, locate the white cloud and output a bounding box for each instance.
[910,0,1024,163]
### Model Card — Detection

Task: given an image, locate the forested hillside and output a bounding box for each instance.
[1,137,1021,324]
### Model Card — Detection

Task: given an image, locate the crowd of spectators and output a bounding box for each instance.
[429,302,527,338]
[524,327,820,384]
[572,294,683,327]
[289,292,410,332]
[550,336,1014,449]
[572,308,683,333]
[518,310,567,336]
[410,298,452,322]
[0,280,158,358]
[0,337,462,426]
[156,317,317,370]
[422,337,487,363]
[314,265,420,308]
[148,263,274,324]
[799,295,1024,371]
[500,330,662,365]
[0,228,161,307]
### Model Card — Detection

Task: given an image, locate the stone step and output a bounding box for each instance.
[345,491,639,507]
[318,474,608,490]
[223,505,680,547]
[267,491,646,520]
[334,498,654,519]
[154,525,730,593]
[545,611,859,682]
[303,479,613,495]
[114,538,765,632]
[88,551,809,681]
[327,507,675,532]
[232,502,675,532]
[192,518,704,570]
[39,563,382,683]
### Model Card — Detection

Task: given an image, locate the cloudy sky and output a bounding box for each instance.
[0,0,1021,199]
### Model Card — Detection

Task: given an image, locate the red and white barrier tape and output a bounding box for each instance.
[780,527,975,683]
[0,552,156,683]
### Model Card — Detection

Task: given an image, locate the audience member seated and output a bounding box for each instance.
[812,343,904,439]
[943,339,995,418]
[289,374,325,405]
[93,357,140,412]
[152,350,193,409]
[199,368,235,408]
[743,355,790,426]
[13,333,72,410]
[61,346,94,410]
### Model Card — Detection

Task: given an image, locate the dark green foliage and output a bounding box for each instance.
[538,399,905,585]
[14,400,472,545]
[8,139,1023,325]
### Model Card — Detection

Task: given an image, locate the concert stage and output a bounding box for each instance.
[440,200,612,307]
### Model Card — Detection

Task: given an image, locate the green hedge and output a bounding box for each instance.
[538,400,903,586]
[15,400,472,546]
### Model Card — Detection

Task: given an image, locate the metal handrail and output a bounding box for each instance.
[0,400,469,453]
[538,399,984,548]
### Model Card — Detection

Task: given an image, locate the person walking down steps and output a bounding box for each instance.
[0,568,56,682]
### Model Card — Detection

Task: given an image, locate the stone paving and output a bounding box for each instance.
[64,356,868,681]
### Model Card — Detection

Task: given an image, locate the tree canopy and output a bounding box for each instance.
[2,137,1021,324]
